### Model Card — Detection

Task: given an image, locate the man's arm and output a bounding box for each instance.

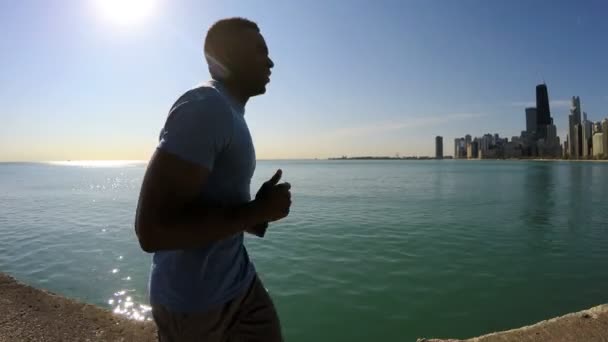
[135,149,268,253]
[134,98,290,252]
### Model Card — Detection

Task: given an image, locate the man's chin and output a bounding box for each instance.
[251,84,268,96]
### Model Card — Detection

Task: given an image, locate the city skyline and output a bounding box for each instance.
[454,83,608,160]
[1,1,608,161]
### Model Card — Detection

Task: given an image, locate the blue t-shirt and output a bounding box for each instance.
[149,81,256,312]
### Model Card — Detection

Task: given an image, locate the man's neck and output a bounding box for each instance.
[220,79,249,107]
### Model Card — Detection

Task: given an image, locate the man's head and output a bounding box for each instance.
[204,18,274,97]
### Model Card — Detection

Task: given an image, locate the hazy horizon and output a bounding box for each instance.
[0,156,442,163]
[2,0,607,162]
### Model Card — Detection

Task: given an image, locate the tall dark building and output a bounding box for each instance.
[435,136,443,159]
[536,84,552,139]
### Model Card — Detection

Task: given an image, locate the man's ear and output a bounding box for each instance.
[206,53,231,80]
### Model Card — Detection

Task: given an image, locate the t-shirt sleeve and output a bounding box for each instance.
[158,99,232,171]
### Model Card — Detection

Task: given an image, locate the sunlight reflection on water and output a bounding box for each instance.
[109,289,152,321]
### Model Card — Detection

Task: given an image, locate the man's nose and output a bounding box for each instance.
[268,58,274,69]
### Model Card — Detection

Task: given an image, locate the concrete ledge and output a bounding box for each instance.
[0,273,157,341]
[418,304,608,342]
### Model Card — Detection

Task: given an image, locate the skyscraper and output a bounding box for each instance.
[593,133,604,157]
[467,141,479,159]
[573,123,582,159]
[435,136,443,159]
[593,121,602,133]
[571,96,582,123]
[454,138,467,159]
[536,84,552,140]
[481,134,492,155]
[525,107,537,135]
[582,116,592,158]
[568,96,583,158]
[568,116,575,157]
[603,119,608,158]
[546,124,558,145]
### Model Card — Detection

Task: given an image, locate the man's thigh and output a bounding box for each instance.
[227,276,283,342]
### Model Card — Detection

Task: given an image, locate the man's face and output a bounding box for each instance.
[231,29,274,96]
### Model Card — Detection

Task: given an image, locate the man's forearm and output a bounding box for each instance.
[140,200,265,252]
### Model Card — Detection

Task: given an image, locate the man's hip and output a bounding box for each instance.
[152,275,283,342]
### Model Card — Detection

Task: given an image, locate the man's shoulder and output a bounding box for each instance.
[170,84,230,114]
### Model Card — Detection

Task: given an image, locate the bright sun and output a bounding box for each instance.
[93,0,158,28]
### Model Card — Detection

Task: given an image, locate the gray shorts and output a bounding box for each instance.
[152,276,283,342]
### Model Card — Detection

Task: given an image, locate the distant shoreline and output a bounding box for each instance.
[328,157,608,163]
[529,158,608,163]
[1,158,607,164]
[328,157,444,161]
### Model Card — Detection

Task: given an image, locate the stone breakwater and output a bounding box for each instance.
[418,304,608,342]
[1,272,607,341]
[0,273,157,341]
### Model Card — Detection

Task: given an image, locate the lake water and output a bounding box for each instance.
[0,160,607,341]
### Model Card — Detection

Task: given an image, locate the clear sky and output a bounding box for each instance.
[1,0,607,161]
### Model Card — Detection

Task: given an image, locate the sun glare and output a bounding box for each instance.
[93,0,158,28]
[47,160,146,168]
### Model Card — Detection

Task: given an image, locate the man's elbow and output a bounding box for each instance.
[135,222,160,253]
[139,240,157,254]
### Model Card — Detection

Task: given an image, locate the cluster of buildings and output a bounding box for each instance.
[565,96,608,159]
[446,84,608,160]
[451,133,517,159]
